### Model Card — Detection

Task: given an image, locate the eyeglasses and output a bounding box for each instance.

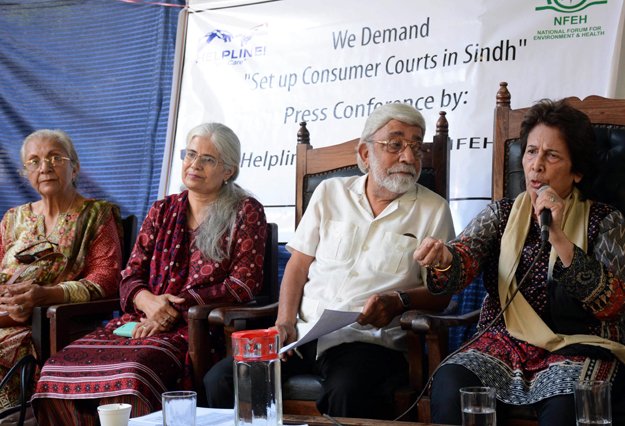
[369,138,425,158]
[180,149,222,168]
[14,240,59,264]
[23,155,72,172]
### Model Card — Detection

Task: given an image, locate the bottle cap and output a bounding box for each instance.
[232,328,280,361]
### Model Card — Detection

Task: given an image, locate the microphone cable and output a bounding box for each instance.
[394,239,549,421]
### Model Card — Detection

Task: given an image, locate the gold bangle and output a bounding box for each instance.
[432,263,452,272]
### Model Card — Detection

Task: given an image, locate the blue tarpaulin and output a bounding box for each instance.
[0,0,184,220]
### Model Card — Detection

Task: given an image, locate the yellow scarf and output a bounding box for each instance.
[498,188,625,363]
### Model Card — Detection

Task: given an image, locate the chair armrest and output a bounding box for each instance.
[31,306,50,362]
[47,298,120,319]
[208,302,279,357]
[188,302,233,320]
[188,301,250,403]
[400,309,481,333]
[207,302,279,327]
[46,298,121,354]
[400,308,480,380]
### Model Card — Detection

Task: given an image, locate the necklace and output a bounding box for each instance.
[188,200,214,230]
[188,209,199,229]
[59,192,77,221]
[45,192,77,236]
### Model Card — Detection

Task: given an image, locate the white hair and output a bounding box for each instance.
[187,123,251,262]
[357,103,426,173]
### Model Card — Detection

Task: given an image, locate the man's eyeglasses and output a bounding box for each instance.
[23,155,72,172]
[369,138,425,158]
[14,241,59,264]
[180,149,222,168]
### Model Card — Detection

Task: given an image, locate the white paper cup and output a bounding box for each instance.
[97,403,132,426]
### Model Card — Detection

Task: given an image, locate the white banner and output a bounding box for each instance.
[164,0,624,241]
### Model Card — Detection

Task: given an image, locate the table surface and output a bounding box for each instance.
[283,414,448,426]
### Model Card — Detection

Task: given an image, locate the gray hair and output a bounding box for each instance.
[20,129,80,183]
[357,103,426,172]
[188,123,251,262]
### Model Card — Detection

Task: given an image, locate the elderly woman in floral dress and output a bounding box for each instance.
[0,129,122,411]
[32,122,267,425]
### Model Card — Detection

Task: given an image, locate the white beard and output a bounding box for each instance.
[369,153,419,195]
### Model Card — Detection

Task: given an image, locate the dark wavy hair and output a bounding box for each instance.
[519,99,598,199]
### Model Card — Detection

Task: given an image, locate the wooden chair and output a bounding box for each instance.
[295,112,449,223]
[401,82,625,424]
[31,214,137,362]
[493,81,625,212]
[187,222,279,404]
[207,111,451,419]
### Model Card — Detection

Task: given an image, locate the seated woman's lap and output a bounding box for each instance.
[36,322,188,411]
[430,363,483,424]
[432,363,578,426]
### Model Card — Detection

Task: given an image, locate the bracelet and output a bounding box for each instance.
[432,263,452,272]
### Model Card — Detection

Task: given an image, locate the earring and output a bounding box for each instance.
[224,180,229,185]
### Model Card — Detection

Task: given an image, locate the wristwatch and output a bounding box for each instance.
[395,290,410,309]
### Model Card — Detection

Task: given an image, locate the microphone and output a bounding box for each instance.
[537,186,552,242]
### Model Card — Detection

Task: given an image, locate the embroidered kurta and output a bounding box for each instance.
[429,198,625,404]
[0,200,122,409]
[33,191,267,411]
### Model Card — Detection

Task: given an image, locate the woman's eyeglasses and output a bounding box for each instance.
[180,149,222,168]
[14,241,59,264]
[23,155,72,172]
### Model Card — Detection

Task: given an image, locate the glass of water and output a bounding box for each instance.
[460,386,496,426]
[574,380,611,426]
[162,390,197,426]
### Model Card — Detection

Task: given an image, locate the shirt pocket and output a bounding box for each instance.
[316,220,356,262]
[367,232,418,275]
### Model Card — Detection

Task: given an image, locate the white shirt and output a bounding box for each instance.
[287,175,455,355]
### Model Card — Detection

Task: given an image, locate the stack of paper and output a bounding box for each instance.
[129,407,233,426]
[279,309,360,354]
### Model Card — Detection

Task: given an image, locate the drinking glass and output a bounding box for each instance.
[574,380,611,426]
[162,390,197,426]
[460,386,496,426]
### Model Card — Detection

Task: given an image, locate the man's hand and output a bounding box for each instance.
[357,292,403,328]
[274,321,298,359]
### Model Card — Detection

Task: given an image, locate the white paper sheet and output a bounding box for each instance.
[129,407,233,426]
[279,309,360,354]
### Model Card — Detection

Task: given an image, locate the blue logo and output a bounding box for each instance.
[204,29,232,44]
[198,24,268,65]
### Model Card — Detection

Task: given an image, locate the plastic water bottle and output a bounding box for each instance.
[232,328,283,426]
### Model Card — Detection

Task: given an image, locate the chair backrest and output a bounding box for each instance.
[492,81,625,215]
[121,215,138,267]
[295,111,450,225]
[256,222,279,304]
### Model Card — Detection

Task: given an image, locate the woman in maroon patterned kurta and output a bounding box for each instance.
[32,123,267,425]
